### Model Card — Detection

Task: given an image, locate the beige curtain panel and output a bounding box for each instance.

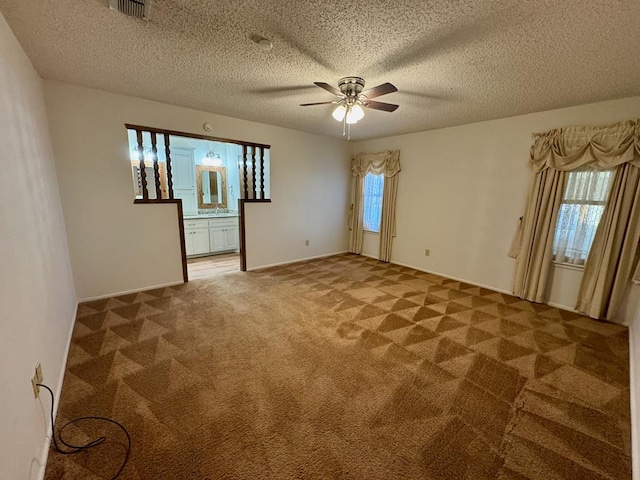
[350,150,401,261]
[349,175,365,254]
[515,119,640,320]
[576,163,640,320]
[513,169,567,302]
[507,217,523,259]
[379,173,399,262]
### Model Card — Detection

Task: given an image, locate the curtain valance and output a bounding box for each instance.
[352,150,401,178]
[530,120,640,173]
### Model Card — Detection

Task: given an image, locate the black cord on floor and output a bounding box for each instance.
[37,383,131,479]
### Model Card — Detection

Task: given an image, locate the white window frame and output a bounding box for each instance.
[363,172,384,234]
[552,169,613,269]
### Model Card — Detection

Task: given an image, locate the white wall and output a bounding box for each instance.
[632,310,640,479]
[618,279,640,473]
[44,81,351,299]
[361,232,379,259]
[244,129,351,268]
[0,13,77,480]
[544,264,584,311]
[353,96,640,309]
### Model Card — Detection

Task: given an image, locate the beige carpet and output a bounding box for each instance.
[45,254,631,479]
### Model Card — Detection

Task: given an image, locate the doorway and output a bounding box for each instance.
[125,124,270,281]
[187,253,239,280]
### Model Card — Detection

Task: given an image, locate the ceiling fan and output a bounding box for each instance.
[300,77,398,138]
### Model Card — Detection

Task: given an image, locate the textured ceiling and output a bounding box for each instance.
[2,0,640,140]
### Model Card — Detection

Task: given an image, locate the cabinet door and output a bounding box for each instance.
[192,229,210,255]
[224,226,238,251]
[209,226,226,252]
[185,228,209,256]
[185,230,195,256]
[171,149,195,190]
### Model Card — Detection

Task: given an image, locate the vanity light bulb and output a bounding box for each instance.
[202,157,223,167]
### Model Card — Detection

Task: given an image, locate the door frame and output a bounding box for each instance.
[126,124,271,279]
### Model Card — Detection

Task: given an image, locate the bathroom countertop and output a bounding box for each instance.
[183,213,238,220]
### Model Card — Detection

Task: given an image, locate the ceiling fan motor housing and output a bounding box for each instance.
[339,77,366,98]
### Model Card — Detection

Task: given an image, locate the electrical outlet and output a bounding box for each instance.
[305,240,310,246]
[31,363,43,398]
[424,249,430,256]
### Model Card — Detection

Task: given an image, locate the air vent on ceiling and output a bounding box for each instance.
[109,0,150,20]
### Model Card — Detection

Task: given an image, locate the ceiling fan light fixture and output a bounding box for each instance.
[346,104,365,124]
[332,104,347,121]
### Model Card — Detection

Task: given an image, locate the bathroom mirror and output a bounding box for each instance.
[196,165,227,209]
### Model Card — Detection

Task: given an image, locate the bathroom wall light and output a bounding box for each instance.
[131,147,155,163]
[202,149,223,166]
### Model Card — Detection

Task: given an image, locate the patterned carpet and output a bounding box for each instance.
[45,254,631,479]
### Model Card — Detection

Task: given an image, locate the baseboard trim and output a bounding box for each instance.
[630,323,639,479]
[546,301,578,313]
[391,260,584,313]
[78,280,185,303]
[37,302,78,480]
[247,251,349,271]
[390,260,514,296]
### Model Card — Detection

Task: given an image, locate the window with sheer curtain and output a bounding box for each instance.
[552,169,614,265]
[363,172,384,233]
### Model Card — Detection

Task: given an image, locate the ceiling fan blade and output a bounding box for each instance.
[313,82,342,96]
[361,82,397,99]
[363,100,399,112]
[299,101,336,106]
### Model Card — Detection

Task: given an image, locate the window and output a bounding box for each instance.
[363,172,384,233]
[552,169,614,265]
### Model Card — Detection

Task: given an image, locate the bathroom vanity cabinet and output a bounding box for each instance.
[184,217,238,257]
